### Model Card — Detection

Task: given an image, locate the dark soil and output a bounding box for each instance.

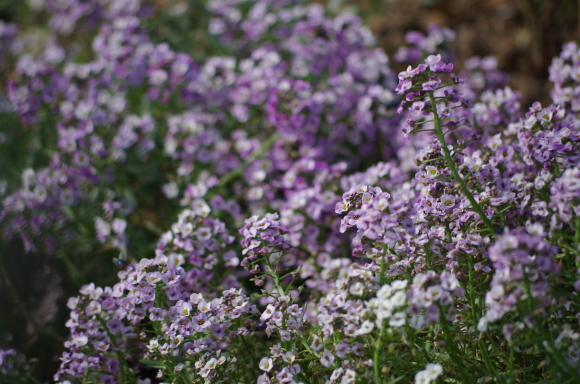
[358,0,579,108]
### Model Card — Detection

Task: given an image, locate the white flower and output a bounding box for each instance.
[85,300,101,316]
[366,298,379,310]
[414,363,443,384]
[414,370,430,384]
[198,366,211,378]
[487,133,502,151]
[204,358,218,370]
[330,368,344,381]
[426,285,443,302]
[149,69,168,85]
[390,290,407,307]
[162,182,179,198]
[192,199,211,217]
[146,272,163,285]
[112,218,127,234]
[355,320,374,335]
[424,363,443,380]
[391,280,408,290]
[376,284,393,300]
[247,186,264,200]
[477,317,488,332]
[147,338,159,352]
[198,300,211,312]
[177,301,192,316]
[282,351,296,364]
[425,166,439,179]
[260,304,276,322]
[389,312,406,327]
[349,282,364,296]
[259,357,273,372]
[72,335,88,347]
[67,297,79,310]
[341,369,356,384]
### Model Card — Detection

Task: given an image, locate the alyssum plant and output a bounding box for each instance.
[52,42,580,384]
[0,0,579,383]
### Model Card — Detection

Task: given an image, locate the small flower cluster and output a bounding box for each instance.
[54,240,257,383]
[335,184,393,256]
[3,1,580,383]
[0,348,25,375]
[480,225,559,331]
[240,213,292,275]
[407,270,464,330]
[157,203,240,295]
[394,24,455,64]
[550,167,580,224]
[549,41,580,111]
[0,159,87,252]
[414,363,443,384]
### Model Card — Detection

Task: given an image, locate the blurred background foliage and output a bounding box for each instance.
[0,0,578,382]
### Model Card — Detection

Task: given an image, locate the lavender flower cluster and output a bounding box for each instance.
[1,0,580,383]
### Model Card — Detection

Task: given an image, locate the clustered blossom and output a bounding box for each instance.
[414,363,443,384]
[0,348,24,375]
[459,56,509,101]
[2,0,580,383]
[257,346,304,384]
[315,263,379,339]
[54,241,256,383]
[240,213,292,274]
[406,270,464,329]
[254,297,308,383]
[156,204,240,295]
[0,158,88,252]
[394,24,455,64]
[549,41,580,111]
[480,226,559,331]
[550,167,580,224]
[2,2,159,252]
[145,288,257,359]
[2,0,404,259]
[258,295,305,338]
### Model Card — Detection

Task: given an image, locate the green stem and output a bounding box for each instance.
[379,245,387,285]
[466,253,499,380]
[575,216,580,259]
[508,345,514,384]
[438,305,471,384]
[520,272,580,380]
[428,93,496,236]
[81,364,90,384]
[374,321,386,384]
[264,254,286,296]
[299,334,322,358]
[404,323,431,364]
[477,340,500,383]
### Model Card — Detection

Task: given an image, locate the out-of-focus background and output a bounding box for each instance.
[350,0,580,107]
[0,0,578,382]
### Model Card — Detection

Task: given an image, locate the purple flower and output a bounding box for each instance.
[320,349,335,367]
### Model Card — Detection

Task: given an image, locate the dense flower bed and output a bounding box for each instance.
[0,0,579,383]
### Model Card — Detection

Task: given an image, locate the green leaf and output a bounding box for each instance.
[139,359,166,369]
[165,356,189,363]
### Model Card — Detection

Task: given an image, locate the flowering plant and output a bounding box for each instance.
[0,0,579,383]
